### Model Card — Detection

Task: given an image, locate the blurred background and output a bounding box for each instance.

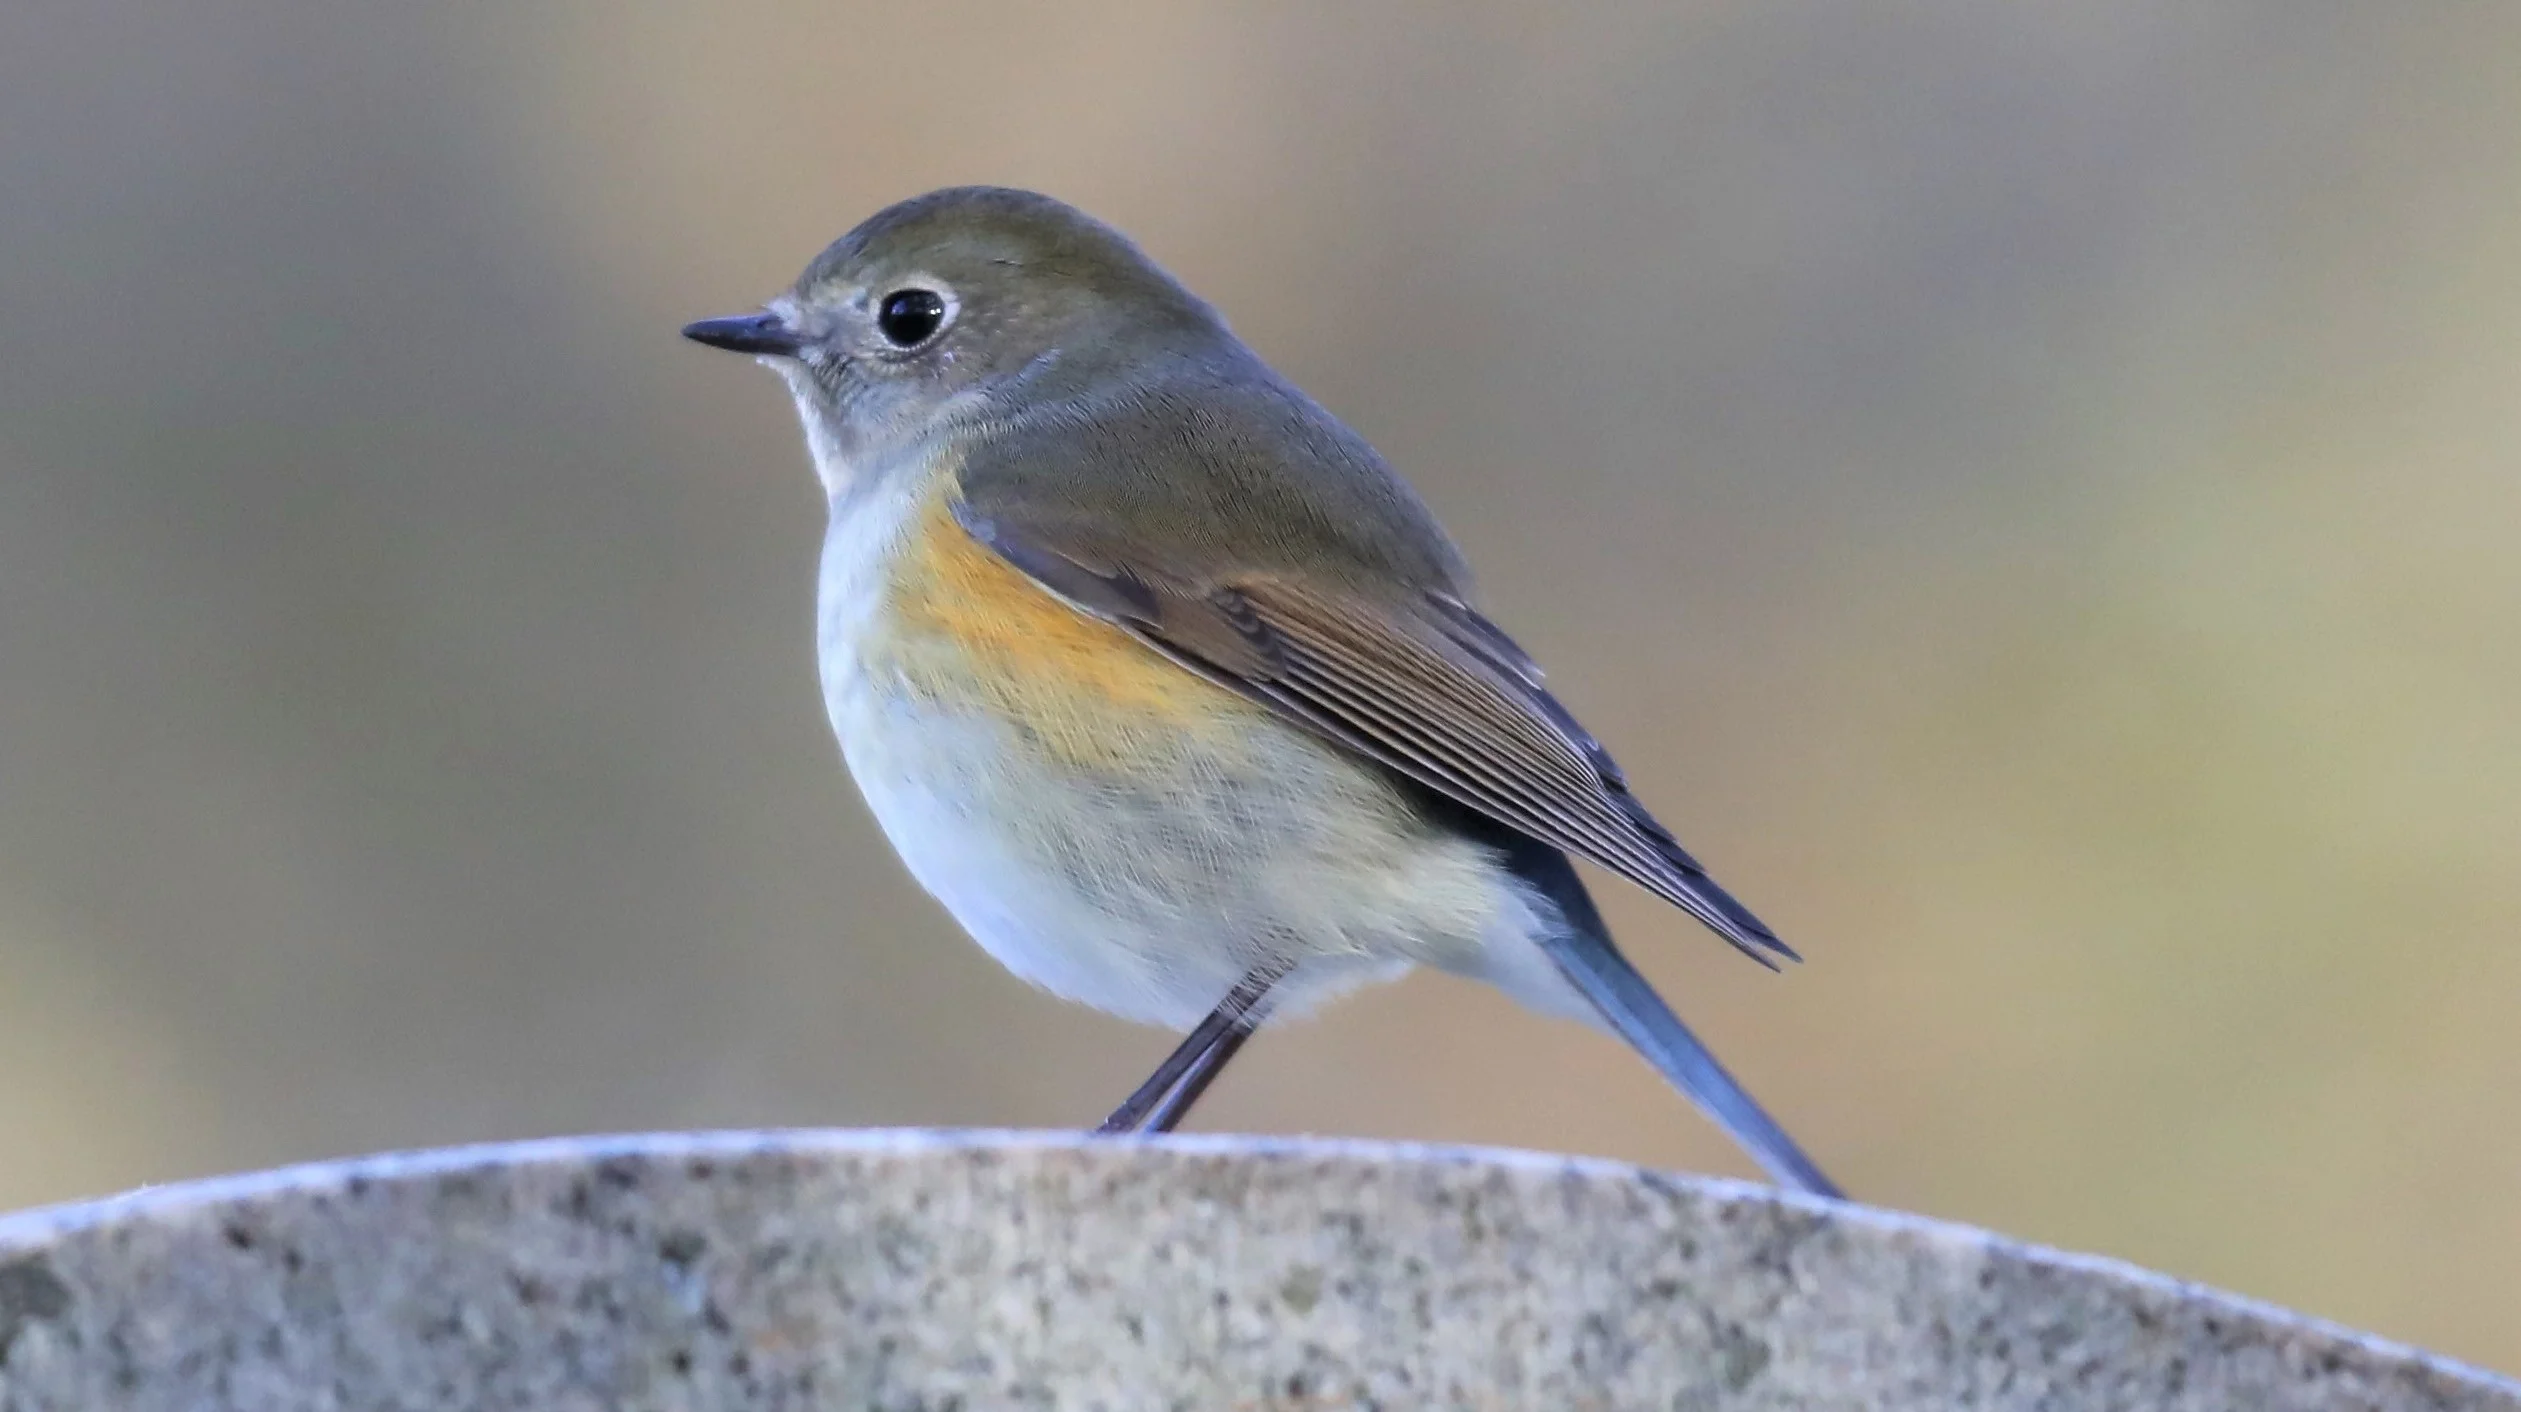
[2,0,2516,1371]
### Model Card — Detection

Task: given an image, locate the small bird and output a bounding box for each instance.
[684,187,1840,1197]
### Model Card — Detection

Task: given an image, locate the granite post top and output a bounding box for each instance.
[2,1129,2512,1410]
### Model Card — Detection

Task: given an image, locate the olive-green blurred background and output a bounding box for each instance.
[2,1,2515,1371]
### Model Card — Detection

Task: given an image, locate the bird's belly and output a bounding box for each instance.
[822,640,1518,1029]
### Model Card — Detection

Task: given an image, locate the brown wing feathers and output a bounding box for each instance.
[952,501,1797,967]
[1236,580,1796,966]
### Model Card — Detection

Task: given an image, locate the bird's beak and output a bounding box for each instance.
[680,311,803,357]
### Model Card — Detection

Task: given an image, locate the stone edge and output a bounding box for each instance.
[0,1128,2512,1396]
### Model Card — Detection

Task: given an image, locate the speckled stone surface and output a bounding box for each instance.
[0,1132,2511,1411]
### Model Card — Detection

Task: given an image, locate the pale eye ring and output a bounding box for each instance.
[875,288,947,347]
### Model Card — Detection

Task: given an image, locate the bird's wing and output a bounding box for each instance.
[949,497,1797,968]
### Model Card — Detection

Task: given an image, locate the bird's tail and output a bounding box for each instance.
[1438,801,1843,1197]
[1538,920,1843,1198]
[1482,824,1841,1197]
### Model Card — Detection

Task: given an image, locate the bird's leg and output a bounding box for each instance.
[1094,962,1284,1134]
[1136,1016,1258,1134]
[1093,1006,1243,1134]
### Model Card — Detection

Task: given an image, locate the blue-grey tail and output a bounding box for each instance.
[1495,830,1843,1199]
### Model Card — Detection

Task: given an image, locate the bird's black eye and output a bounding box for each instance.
[876,288,947,347]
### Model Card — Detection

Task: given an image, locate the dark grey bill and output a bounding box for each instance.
[681,312,802,356]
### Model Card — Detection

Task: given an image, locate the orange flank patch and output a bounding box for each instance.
[872,490,1255,764]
